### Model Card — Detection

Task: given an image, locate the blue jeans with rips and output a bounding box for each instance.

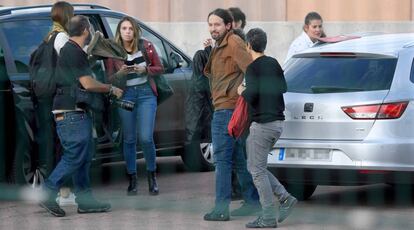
[212,109,260,212]
[119,83,157,174]
[44,111,93,194]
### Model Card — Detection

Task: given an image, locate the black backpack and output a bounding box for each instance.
[29,31,59,98]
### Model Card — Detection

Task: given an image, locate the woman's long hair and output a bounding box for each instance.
[51,1,74,31]
[114,16,142,53]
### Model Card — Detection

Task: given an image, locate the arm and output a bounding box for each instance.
[241,65,259,105]
[104,58,128,85]
[79,75,122,98]
[144,40,164,76]
[229,35,252,73]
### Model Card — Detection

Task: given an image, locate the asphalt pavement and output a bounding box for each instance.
[1,156,414,230]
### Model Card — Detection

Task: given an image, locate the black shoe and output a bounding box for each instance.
[127,173,137,196]
[147,171,159,195]
[278,195,297,223]
[39,199,66,217]
[203,209,230,221]
[246,216,277,228]
[76,193,111,214]
[231,202,261,216]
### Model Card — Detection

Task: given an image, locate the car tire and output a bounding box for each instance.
[283,182,317,201]
[182,140,214,172]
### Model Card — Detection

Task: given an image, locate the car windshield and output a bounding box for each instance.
[1,19,52,73]
[285,57,398,94]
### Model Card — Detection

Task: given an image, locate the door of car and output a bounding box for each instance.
[101,16,192,147]
[0,46,9,181]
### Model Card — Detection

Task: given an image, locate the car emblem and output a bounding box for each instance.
[304,103,314,112]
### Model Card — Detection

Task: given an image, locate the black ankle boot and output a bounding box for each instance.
[127,174,137,196]
[147,171,159,195]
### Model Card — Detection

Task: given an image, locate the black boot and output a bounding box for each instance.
[147,171,159,195]
[127,174,137,196]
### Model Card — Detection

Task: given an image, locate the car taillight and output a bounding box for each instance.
[342,102,408,120]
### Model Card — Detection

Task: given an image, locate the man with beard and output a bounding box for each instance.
[39,15,123,217]
[203,8,260,221]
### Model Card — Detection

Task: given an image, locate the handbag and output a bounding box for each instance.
[153,74,174,104]
[228,96,250,138]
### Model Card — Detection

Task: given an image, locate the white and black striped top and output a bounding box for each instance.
[125,50,147,86]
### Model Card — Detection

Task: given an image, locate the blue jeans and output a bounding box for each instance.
[212,109,260,211]
[44,111,93,194]
[119,83,157,174]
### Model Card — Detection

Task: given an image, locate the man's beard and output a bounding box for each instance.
[211,31,225,41]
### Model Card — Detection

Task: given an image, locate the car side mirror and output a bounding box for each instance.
[170,51,183,69]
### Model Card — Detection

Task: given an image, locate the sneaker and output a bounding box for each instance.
[231,202,261,216]
[246,216,277,228]
[56,192,77,206]
[278,195,297,223]
[76,194,111,214]
[39,199,66,217]
[203,209,230,221]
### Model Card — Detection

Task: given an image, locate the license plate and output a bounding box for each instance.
[277,148,331,161]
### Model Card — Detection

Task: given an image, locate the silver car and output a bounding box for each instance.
[268,33,414,200]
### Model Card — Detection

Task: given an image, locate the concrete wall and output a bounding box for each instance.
[2,0,414,22]
[148,21,414,63]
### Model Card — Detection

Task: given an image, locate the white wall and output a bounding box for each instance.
[147,21,414,63]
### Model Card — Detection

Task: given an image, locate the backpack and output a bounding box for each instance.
[29,31,59,98]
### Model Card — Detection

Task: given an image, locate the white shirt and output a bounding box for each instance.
[126,51,148,86]
[285,31,316,64]
[54,32,69,55]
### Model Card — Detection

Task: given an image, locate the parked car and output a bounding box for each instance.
[0,4,214,184]
[268,33,414,200]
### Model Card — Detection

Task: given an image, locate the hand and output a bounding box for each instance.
[134,65,147,75]
[117,65,130,75]
[111,86,123,99]
[237,84,246,95]
[203,38,213,48]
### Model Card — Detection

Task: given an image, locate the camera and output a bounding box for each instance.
[111,98,135,111]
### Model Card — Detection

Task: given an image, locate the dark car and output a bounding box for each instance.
[0,4,214,184]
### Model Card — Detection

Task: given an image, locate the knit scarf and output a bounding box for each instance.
[45,22,67,41]
[52,22,66,33]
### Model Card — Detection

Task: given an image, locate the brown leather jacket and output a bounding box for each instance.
[204,31,252,110]
[105,39,164,95]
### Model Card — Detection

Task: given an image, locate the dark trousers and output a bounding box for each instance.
[34,97,57,177]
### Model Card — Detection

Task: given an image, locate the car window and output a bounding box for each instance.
[410,59,414,83]
[285,57,397,94]
[1,19,52,73]
[104,17,168,68]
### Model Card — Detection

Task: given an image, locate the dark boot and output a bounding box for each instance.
[39,190,65,217]
[147,171,159,195]
[127,174,137,196]
[76,191,111,214]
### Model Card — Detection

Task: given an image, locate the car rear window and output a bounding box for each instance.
[1,19,51,73]
[285,57,397,94]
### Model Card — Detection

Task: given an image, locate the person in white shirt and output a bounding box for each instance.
[285,12,325,64]
[35,1,75,207]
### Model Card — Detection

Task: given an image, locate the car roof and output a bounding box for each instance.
[297,33,414,57]
[0,4,112,19]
